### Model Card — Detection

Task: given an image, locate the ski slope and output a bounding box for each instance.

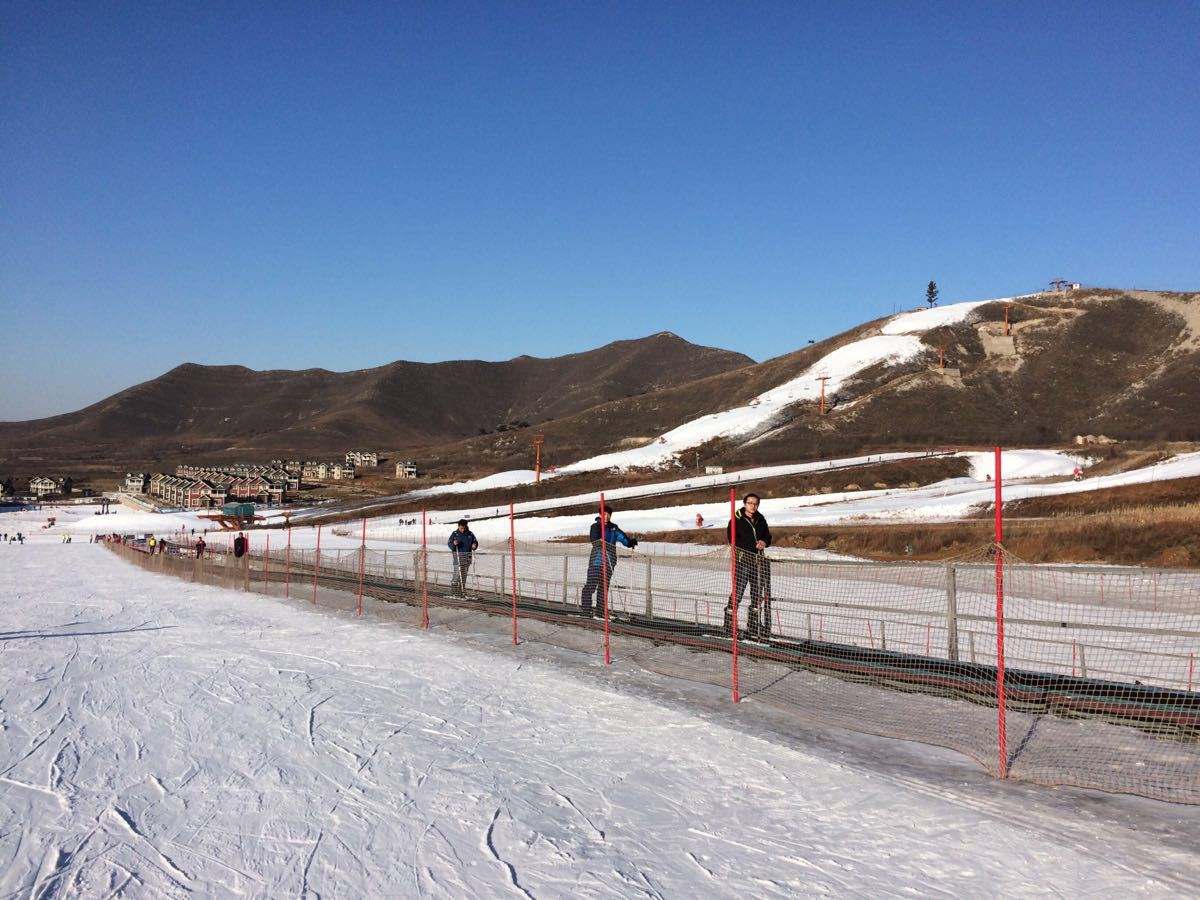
[2,545,1197,895]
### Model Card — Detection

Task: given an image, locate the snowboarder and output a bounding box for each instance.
[447,519,478,596]
[233,532,247,558]
[723,493,773,641]
[581,506,637,617]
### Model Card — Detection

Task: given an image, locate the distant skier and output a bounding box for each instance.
[581,506,637,617]
[723,493,773,641]
[447,519,479,596]
[233,532,247,558]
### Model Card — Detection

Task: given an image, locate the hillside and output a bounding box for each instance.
[0,333,752,475]
[4,288,1199,486]
[415,288,1200,479]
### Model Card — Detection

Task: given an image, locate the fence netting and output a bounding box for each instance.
[105,534,1199,804]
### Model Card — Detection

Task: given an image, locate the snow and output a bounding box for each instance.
[559,335,926,473]
[410,469,548,496]
[2,545,1196,895]
[879,297,1006,334]
[963,449,1089,480]
[0,504,308,542]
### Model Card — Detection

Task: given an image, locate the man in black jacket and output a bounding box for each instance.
[233,532,247,558]
[447,519,479,596]
[724,493,773,640]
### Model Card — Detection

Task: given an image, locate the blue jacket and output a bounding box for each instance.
[589,517,633,563]
[448,528,478,557]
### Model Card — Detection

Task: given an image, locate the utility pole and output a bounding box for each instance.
[817,374,832,415]
[938,347,946,370]
[533,434,546,483]
[695,450,700,474]
[1004,302,1012,336]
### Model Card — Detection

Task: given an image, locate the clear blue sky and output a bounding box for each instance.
[3,1,1198,421]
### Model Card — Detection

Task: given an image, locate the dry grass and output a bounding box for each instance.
[628,503,1200,568]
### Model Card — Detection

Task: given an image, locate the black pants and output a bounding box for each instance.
[581,554,617,612]
[724,553,772,637]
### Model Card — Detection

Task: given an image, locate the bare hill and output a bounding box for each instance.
[0,333,753,472]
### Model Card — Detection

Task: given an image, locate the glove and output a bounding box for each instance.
[629,537,639,549]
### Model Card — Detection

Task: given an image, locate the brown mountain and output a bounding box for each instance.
[415,288,1200,477]
[0,332,754,470]
[5,288,1199,486]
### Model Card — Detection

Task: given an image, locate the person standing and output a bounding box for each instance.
[723,493,773,640]
[233,532,247,558]
[195,536,207,558]
[581,506,637,617]
[447,519,478,596]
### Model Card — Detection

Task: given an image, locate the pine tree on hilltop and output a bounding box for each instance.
[926,280,939,308]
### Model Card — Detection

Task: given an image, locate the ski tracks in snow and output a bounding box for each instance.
[2,545,1199,896]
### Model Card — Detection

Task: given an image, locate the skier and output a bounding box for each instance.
[581,506,637,617]
[447,519,479,596]
[233,532,247,558]
[723,493,773,641]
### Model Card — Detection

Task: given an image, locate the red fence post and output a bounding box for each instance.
[264,533,270,590]
[994,446,1008,778]
[356,517,366,616]
[421,509,429,629]
[600,493,611,666]
[730,488,739,703]
[284,523,292,599]
[510,501,519,645]
[313,525,322,605]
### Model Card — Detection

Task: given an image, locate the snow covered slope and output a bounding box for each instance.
[2,545,1197,895]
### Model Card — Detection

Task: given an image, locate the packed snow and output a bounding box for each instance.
[962,448,1088,480]
[878,296,1026,335]
[3,545,1198,895]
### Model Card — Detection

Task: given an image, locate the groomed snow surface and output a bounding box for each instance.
[3,545,1200,895]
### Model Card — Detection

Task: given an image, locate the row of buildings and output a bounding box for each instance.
[122,449,423,510]
[131,467,290,509]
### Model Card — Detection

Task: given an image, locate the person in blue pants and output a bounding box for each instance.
[581,506,637,617]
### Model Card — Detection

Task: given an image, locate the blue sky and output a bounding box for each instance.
[3,1,1198,420]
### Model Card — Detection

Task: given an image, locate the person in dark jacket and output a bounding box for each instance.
[233,532,247,558]
[447,519,479,596]
[581,506,638,617]
[195,536,207,559]
[724,493,773,640]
